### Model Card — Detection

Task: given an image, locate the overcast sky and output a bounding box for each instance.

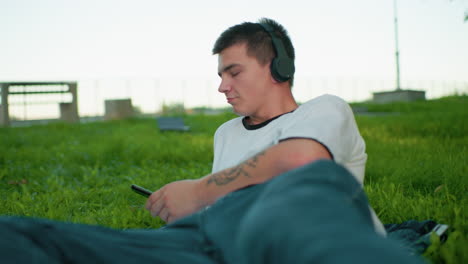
[1,0,467,116]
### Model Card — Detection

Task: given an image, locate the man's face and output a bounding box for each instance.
[217,43,272,116]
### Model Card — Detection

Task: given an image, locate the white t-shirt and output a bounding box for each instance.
[213,94,366,181]
[212,94,386,235]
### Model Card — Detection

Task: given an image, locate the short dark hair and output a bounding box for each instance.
[212,18,295,86]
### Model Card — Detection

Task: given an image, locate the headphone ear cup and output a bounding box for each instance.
[271,57,295,83]
[258,22,295,83]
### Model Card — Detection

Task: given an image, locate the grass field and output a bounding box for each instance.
[0,96,467,263]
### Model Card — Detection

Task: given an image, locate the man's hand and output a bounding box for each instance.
[145,179,206,223]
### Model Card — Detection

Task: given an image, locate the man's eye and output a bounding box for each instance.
[231,72,240,77]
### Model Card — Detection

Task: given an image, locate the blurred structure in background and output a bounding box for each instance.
[104,98,134,120]
[0,82,79,127]
[1,78,466,125]
[372,0,426,103]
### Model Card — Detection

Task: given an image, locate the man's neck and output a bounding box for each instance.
[247,97,298,125]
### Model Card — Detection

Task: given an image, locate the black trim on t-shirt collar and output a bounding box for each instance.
[242,111,294,130]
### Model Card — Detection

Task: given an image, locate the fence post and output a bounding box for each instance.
[0,83,10,127]
[68,82,80,122]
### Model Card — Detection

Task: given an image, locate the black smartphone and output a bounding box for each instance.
[131,184,153,197]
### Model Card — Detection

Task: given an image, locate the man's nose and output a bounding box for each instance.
[218,79,231,93]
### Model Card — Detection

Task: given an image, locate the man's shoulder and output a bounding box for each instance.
[303,94,347,107]
[299,94,351,115]
[219,116,243,128]
[214,116,244,136]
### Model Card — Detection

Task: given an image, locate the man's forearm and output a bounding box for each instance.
[199,150,272,205]
[207,150,266,186]
[198,138,332,206]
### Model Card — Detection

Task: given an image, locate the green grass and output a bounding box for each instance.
[353,96,468,263]
[1,97,467,263]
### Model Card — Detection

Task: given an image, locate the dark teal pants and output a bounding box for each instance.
[0,160,424,263]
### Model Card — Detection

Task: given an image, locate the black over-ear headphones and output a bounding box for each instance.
[258,23,295,83]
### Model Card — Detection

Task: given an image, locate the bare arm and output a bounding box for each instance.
[200,138,331,203]
[146,138,331,223]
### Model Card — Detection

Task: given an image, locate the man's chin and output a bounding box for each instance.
[231,106,247,117]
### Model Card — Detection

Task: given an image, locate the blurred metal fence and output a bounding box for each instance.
[5,78,467,121]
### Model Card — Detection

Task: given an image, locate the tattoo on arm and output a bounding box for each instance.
[207,151,266,186]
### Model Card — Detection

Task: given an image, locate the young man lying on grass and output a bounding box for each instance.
[0,18,425,264]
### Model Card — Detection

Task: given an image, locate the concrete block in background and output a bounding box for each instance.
[104,99,134,120]
[373,90,426,103]
[59,102,80,123]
